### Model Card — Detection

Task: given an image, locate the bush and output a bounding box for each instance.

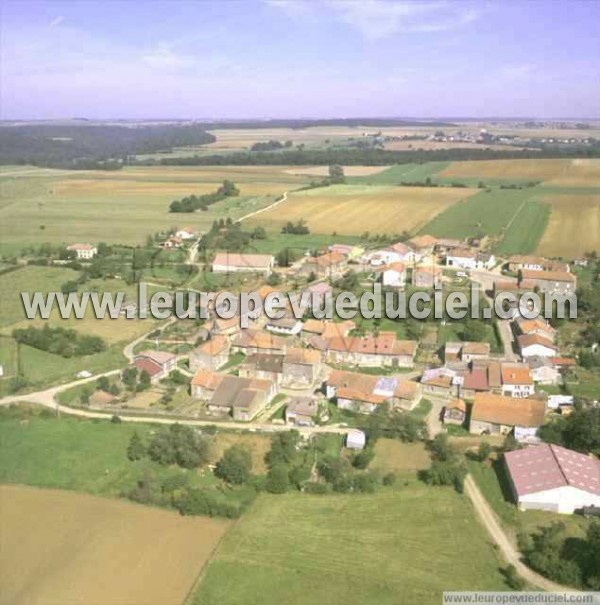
[304,482,330,494]
[383,472,397,486]
[147,424,211,469]
[501,565,525,590]
[214,445,253,485]
[127,431,146,461]
[266,464,290,494]
[351,448,374,469]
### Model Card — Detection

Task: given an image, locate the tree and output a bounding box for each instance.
[429,434,454,462]
[476,441,492,462]
[463,319,487,342]
[122,367,138,390]
[214,445,253,484]
[96,375,110,391]
[328,164,345,184]
[136,370,151,391]
[61,280,79,294]
[352,448,374,469]
[266,431,300,466]
[127,431,146,461]
[148,424,211,469]
[266,464,290,493]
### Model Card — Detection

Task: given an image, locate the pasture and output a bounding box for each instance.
[0,165,308,251]
[248,184,476,236]
[369,439,431,474]
[193,487,510,605]
[0,484,230,605]
[536,194,600,257]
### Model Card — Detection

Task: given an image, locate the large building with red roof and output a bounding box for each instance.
[504,444,600,514]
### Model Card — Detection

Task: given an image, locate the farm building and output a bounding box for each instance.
[328,243,364,261]
[326,332,417,368]
[434,238,464,255]
[175,227,196,240]
[444,341,490,364]
[376,262,406,288]
[518,334,558,358]
[67,243,97,259]
[528,356,561,385]
[285,397,320,427]
[443,398,467,426]
[412,266,442,288]
[407,234,437,259]
[520,270,577,294]
[446,248,495,271]
[469,392,546,440]
[133,350,177,382]
[190,370,224,400]
[507,255,569,274]
[514,317,556,342]
[232,329,287,356]
[282,347,321,387]
[207,374,276,421]
[265,314,303,336]
[386,241,417,263]
[504,444,600,514]
[302,251,347,278]
[212,252,274,276]
[238,353,284,386]
[189,335,230,372]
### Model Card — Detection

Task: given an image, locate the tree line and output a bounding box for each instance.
[12,325,106,357]
[169,180,239,213]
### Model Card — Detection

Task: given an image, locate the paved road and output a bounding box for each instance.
[464,474,578,593]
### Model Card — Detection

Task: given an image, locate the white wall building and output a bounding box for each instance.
[505,444,600,514]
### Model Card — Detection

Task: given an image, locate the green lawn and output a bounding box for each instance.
[348,162,450,185]
[193,486,510,605]
[421,188,535,240]
[248,231,362,255]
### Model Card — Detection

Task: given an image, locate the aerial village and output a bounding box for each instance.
[65,226,599,517]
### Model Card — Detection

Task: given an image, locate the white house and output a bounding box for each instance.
[500,363,534,398]
[67,243,97,259]
[528,356,561,385]
[504,444,600,514]
[446,248,495,270]
[378,263,406,288]
[175,227,196,240]
[518,334,558,359]
[386,241,417,263]
[364,249,403,267]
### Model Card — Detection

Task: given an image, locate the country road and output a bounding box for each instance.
[235,191,288,223]
[464,474,579,593]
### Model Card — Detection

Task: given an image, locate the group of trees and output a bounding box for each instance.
[12,325,106,358]
[0,124,215,168]
[121,367,152,392]
[169,180,239,213]
[159,143,600,168]
[281,219,310,235]
[128,424,212,469]
[420,434,467,493]
[520,521,600,589]
[537,404,600,456]
[250,139,293,152]
[199,219,259,254]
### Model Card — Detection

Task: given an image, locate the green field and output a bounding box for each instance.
[348,161,450,185]
[421,188,552,255]
[193,486,509,605]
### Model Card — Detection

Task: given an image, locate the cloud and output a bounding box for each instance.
[49,16,64,28]
[267,0,483,39]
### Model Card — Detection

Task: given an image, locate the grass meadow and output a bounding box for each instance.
[193,486,510,605]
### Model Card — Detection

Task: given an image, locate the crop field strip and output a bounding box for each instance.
[0,484,230,605]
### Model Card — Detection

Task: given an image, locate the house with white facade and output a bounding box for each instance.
[67,243,97,259]
[518,334,558,359]
[446,248,495,270]
[504,444,600,514]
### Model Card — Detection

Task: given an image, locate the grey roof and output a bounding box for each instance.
[242,354,284,373]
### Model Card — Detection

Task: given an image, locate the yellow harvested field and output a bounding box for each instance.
[0,484,230,605]
[536,194,600,257]
[439,158,600,184]
[210,432,272,474]
[248,184,476,235]
[283,165,390,177]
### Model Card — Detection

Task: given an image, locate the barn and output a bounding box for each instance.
[504,444,600,514]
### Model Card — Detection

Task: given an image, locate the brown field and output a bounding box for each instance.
[283,165,390,177]
[247,184,476,235]
[370,439,431,474]
[0,484,230,605]
[439,158,600,184]
[536,194,600,257]
[210,432,272,474]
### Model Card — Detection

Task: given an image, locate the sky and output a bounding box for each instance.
[1,0,599,120]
